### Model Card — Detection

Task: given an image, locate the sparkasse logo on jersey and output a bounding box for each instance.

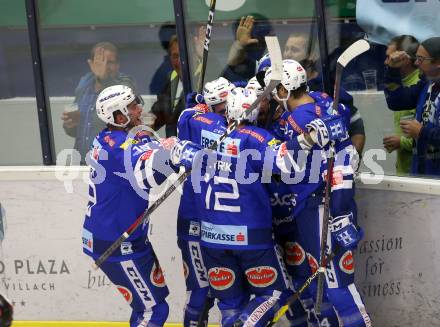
[200,130,241,157]
[201,222,248,245]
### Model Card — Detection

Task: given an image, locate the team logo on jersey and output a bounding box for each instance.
[140,150,154,161]
[103,135,116,147]
[120,138,139,150]
[208,267,235,290]
[219,138,241,157]
[307,253,319,274]
[267,138,280,146]
[189,221,201,236]
[116,285,133,304]
[339,251,354,274]
[285,242,305,266]
[226,141,238,156]
[121,242,133,255]
[245,266,278,287]
[201,130,220,149]
[182,260,189,280]
[82,229,93,252]
[201,130,240,156]
[201,222,248,246]
[151,262,166,287]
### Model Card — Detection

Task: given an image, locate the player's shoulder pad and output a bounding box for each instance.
[96,130,129,150]
[177,107,197,123]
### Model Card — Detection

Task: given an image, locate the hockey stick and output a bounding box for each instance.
[92,36,282,270]
[314,39,370,314]
[197,0,216,93]
[265,252,336,327]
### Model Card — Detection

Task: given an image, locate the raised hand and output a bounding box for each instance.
[236,16,259,47]
[387,50,411,69]
[88,47,108,80]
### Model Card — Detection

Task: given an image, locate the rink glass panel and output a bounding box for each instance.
[34,0,176,164]
[0,0,439,179]
[0,1,43,165]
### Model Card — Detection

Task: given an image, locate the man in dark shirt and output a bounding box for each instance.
[61,41,136,164]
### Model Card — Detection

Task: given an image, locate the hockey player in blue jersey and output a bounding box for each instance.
[170,87,348,327]
[265,60,371,327]
[176,77,233,327]
[82,85,179,327]
[249,77,322,327]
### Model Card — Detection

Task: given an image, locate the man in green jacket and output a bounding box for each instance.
[383,35,420,175]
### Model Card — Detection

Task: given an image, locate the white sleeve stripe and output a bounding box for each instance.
[350,112,362,123]
[134,149,160,189]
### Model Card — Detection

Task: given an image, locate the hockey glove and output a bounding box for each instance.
[170,140,203,171]
[306,115,347,148]
[330,212,363,250]
[185,91,205,108]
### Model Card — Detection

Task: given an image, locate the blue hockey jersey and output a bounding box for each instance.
[267,177,296,237]
[276,92,353,216]
[199,124,308,250]
[82,128,175,262]
[176,108,227,240]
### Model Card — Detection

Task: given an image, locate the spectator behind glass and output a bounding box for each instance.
[150,35,185,137]
[222,15,273,82]
[149,23,176,95]
[283,32,319,63]
[61,41,137,164]
[382,35,420,176]
[385,36,440,176]
[283,32,367,155]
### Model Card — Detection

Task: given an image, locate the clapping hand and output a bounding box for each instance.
[400,119,422,139]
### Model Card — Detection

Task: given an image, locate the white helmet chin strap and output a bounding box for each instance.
[111,114,131,128]
[274,89,291,111]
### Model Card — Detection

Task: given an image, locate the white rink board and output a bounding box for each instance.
[0,170,439,326]
[0,177,206,323]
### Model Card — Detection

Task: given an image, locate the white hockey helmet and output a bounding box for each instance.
[246,76,264,96]
[256,53,271,74]
[96,85,136,127]
[225,87,259,123]
[264,59,307,110]
[203,77,235,109]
